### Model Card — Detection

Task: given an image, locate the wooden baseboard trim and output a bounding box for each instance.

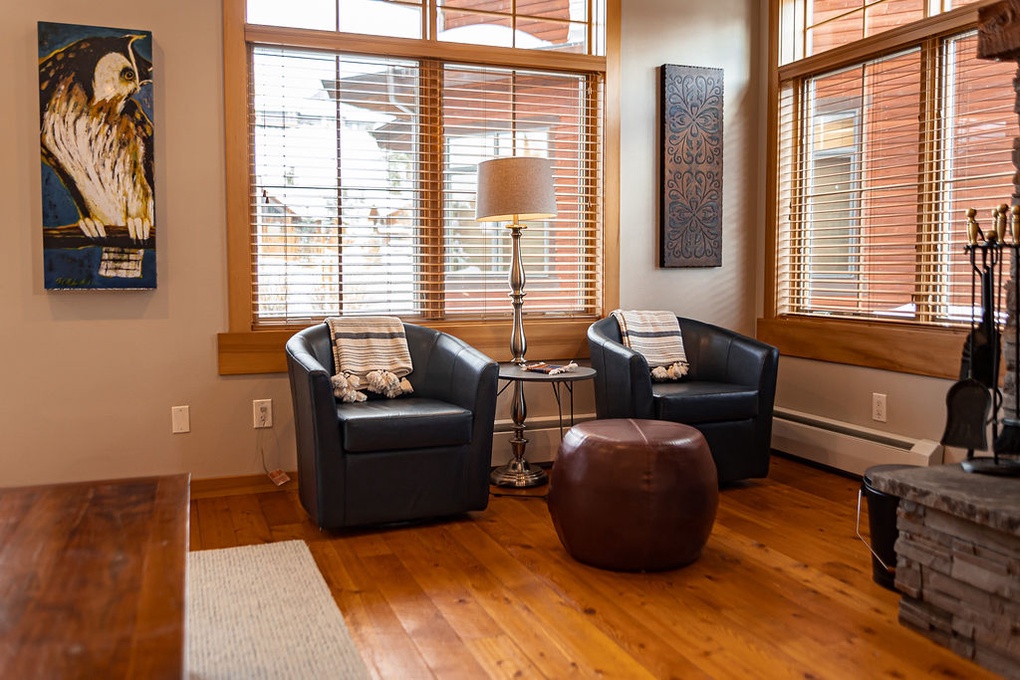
[190,472,298,499]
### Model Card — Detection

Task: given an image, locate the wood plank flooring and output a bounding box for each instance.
[189,456,997,679]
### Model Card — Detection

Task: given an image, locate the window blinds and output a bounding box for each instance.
[775,29,1018,326]
[248,47,603,325]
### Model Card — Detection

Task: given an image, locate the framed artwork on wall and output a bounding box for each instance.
[660,64,723,268]
[38,21,156,290]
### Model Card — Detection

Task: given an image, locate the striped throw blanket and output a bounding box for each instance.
[611,309,689,381]
[326,317,414,402]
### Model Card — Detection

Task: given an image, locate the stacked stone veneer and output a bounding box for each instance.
[868,465,1020,680]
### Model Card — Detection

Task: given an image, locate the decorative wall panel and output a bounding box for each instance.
[660,64,723,268]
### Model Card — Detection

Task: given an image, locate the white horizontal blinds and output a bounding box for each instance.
[249,47,601,324]
[776,81,800,315]
[776,28,1018,326]
[928,33,1017,323]
[780,50,923,321]
[246,0,605,326]
[250,48,426,323]
[441,65,601,317]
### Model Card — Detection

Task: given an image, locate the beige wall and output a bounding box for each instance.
[775,357,954,448]
[3,0,296,485]
[2,0,958,487]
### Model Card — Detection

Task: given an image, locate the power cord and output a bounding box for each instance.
[256,412,290,487]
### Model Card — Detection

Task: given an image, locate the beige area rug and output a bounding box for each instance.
[187,540,371,679]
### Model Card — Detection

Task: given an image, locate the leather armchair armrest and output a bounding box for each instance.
[407,327,498,508]
[286,329,343,455]
[587,318,655,418]
[285,325,347,526]
[728,333,780,392]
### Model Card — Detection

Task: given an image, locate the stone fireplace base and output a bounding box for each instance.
[869,465,1020,679]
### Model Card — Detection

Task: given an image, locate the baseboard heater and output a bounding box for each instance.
[771,407,943,476]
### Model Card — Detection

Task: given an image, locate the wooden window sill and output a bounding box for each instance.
[217,317,597,375]
[757,316,968,380]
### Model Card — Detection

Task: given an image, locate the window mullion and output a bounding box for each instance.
[916,38,943,324]
[421,58,445,321]
[790,78,809,315]
[582,72,601,316]
[334,53,345,313]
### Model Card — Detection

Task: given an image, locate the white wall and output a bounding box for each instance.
[619,0,760,335]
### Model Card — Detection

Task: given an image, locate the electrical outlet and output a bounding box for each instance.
[171,405,190,434]
[253,399,273,428]
[872,393,887,423]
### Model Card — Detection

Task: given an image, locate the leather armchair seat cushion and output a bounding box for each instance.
[339,398,473,453]
[548,418,719,572]
[653,381,760,424]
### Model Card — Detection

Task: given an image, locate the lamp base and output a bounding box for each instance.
[490,458,548,488]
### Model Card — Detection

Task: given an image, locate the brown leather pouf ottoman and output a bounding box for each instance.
[548,418,719,572]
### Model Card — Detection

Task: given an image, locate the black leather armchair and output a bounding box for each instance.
[285,322,499,529]
[587,316,779,484]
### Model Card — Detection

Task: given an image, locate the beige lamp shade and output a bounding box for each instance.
[475,156,557,222]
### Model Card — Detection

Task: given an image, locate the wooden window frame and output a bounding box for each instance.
[218,0,621,374]
[762,1,1000,380]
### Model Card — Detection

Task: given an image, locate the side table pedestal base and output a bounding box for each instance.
[490,458,548,488]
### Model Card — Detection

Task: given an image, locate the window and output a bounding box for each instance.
[219,0,618,373]
[765,0,1018,377]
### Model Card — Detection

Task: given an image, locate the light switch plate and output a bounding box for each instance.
[171,405,190,433]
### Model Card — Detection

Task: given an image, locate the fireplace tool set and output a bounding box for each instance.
[941,205,1020,475]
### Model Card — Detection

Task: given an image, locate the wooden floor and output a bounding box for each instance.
[189,456,997,679]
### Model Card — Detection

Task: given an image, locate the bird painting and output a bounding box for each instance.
[38,22,155,289]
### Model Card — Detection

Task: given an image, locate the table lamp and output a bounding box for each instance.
[475,156,557,365]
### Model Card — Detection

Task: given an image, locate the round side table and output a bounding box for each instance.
[491,362,596,488]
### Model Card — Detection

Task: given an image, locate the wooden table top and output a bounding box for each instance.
[0,474,190,679]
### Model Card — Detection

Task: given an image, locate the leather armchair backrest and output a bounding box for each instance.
[679,318,779,390]
[591,316,622,343]
[292,322,337,373]
[403,323,439,392]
